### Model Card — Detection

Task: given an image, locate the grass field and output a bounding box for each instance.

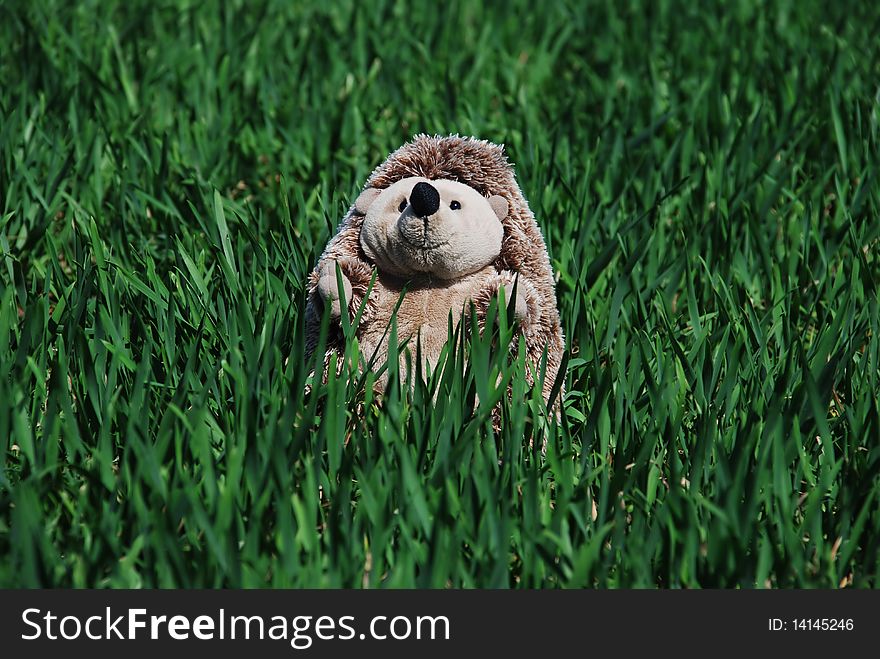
[2,0,879,588]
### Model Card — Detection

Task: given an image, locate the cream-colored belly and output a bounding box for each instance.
[356,267,492,385]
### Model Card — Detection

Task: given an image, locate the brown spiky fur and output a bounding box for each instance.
[305,134,565,409]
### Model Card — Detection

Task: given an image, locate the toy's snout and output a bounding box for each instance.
[359,175,507,279]
[410,181,440,218]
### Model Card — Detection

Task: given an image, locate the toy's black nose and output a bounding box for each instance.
[409,181,440,218]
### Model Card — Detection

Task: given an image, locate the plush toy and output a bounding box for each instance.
[305,134,565,409]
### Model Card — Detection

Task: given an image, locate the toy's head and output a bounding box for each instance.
[355,176,508,280]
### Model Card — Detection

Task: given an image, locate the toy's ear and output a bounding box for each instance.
[354,187,382,214]
[488,195,508,221]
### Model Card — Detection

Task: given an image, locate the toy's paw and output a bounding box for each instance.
[317,263,353,319]
[502,281,530,325]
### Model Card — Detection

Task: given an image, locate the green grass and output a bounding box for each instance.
[1,0,879,588]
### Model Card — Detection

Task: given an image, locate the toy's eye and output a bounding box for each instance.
[450,200,461,210]
[398,199,407,212]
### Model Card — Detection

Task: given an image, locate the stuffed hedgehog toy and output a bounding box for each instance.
[305,134,564,407]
